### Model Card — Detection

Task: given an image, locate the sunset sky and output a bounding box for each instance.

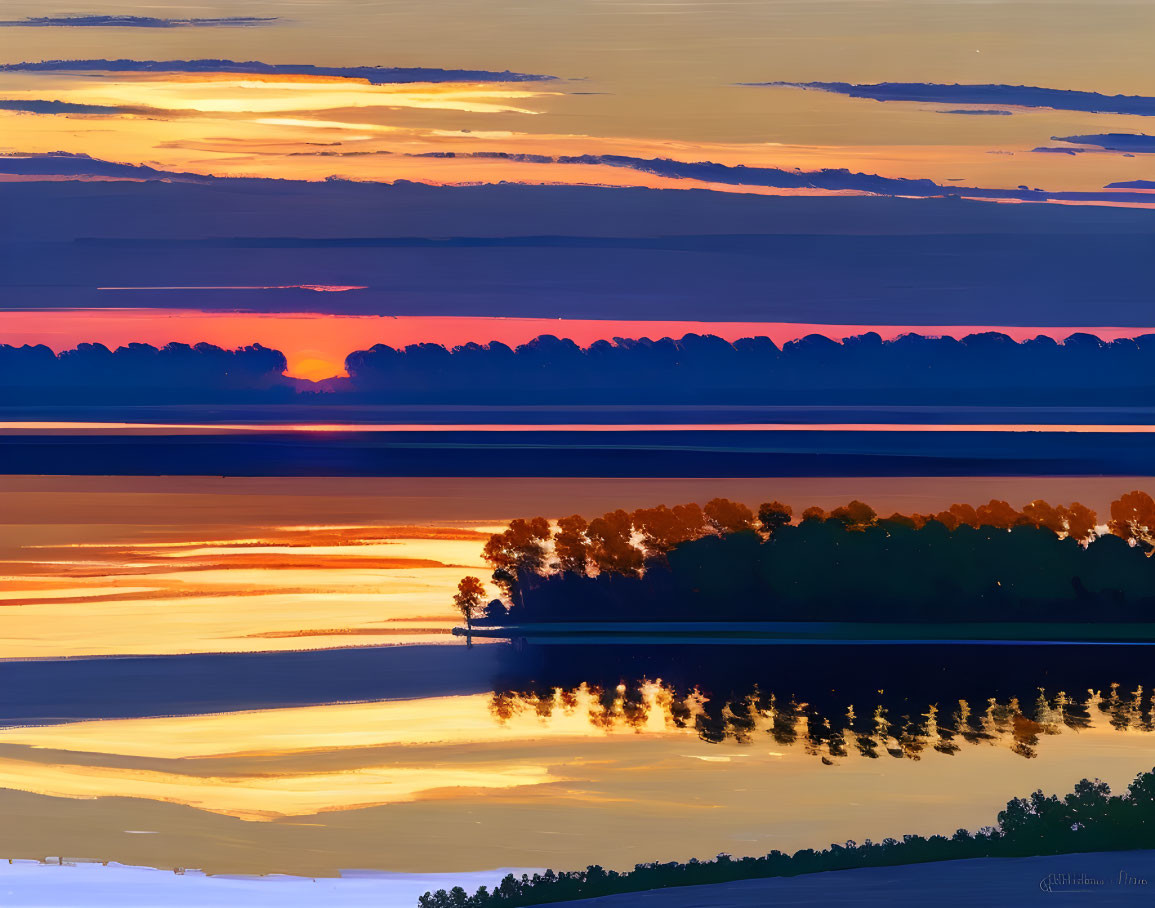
[5,0,1155,378]
[3,8,1155,902]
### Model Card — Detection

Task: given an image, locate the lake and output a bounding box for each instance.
[2,475,1154,901]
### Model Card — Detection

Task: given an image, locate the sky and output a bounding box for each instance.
[4,0,1155,377]
[3,9,1155,895]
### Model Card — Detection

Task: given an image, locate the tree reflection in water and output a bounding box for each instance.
[485,642,1155,762]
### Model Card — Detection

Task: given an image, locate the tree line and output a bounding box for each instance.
[452,491,1155,625]
[8,331,1155,404]
[418,766,1155,907]
[346,331,1155,403]
[0,341,291,402]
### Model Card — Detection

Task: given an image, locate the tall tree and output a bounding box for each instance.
[757,500,793,536]
[453,575,487,646]
[587,509,645,576]
[553,514,591,574]
[482,516,552,601]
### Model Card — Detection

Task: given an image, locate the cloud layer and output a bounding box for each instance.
[0,152,213,181]
[0,58,557,84]
[0,99,125,115]
[757,81,1155,116]
[5,170,1155,326]
[410,150,1155,204]
[9,148,1152,207]
[1053,133,1155,153]
[0,16,276,28]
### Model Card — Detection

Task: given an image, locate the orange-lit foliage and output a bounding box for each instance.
[588,509,645,577]
[703,498,756,534]
[553,514,591,574]
[476,491,1148,597]
[829,500,877,530]
[482,516,552,596]
[1109,490,1155,552]
[757,501,793,536]
[975,499,1030,529]
[632,503,708,557]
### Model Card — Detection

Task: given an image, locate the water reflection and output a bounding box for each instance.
[1,644,1154,876]
[488,644,1155,763]
[490,682,1155,762]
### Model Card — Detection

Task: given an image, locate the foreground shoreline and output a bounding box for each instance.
[544,851,1155,907]
[0,851,1150,907]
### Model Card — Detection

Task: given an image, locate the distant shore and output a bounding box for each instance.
[3,425,1155,476]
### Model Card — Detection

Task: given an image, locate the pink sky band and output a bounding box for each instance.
[3,423,1153,435]
[2,311,1152,381]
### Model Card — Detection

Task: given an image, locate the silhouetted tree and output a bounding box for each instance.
[632,503,707,557]
[20,331,1155,410]
[483,517,552,602]
[587,510,645,576]
[465,494,1153,625]
[975,499,1029,530]
[553,515,591,574]
[453,575,487,645]
[757,501,793,536]
[829,500,877,530]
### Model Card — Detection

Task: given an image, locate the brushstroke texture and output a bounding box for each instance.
[0,58,558,84]
[758,81,1155,116]
[4,333,1154,406]
[0,100,142,115]
[0,16,277,28]
[1053,133,1155,152]
[4,179,1155,325]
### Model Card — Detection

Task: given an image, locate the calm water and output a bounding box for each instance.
[1,475,1154,885]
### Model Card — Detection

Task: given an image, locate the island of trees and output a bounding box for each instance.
[454,491,1155,625]
[419,766,1155,907]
